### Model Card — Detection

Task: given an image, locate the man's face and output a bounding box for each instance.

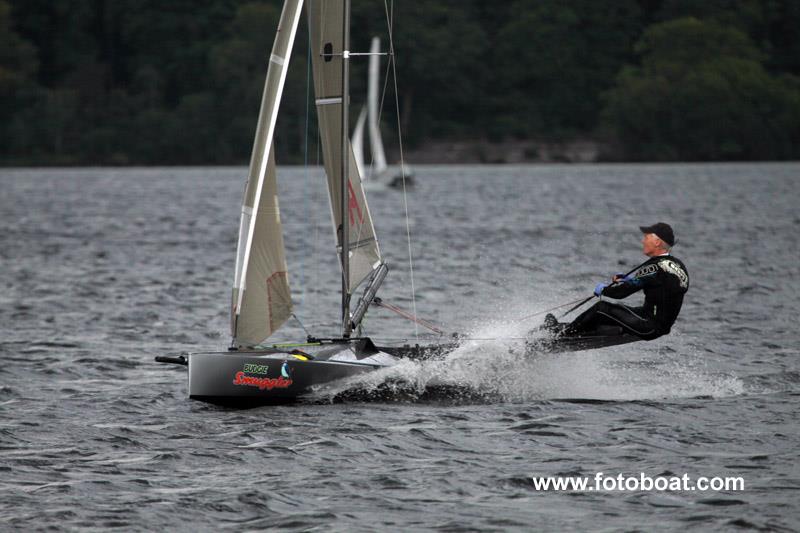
[642,233,664,256]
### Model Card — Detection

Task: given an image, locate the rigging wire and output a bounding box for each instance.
[373,297,445,335]
[301,16,322,333]
[292,313,311,337]
[383,0,419,343]
[303,14,323,333]
[301,19,312,327]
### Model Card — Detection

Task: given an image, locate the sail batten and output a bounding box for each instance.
[232,0,304,346]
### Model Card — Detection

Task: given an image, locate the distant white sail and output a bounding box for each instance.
[367,36,388,175]
[232,0,304,346]
[352,106,367,177]
[308,0,383,293]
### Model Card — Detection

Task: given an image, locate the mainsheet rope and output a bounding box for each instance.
[373,294,596,339]
[511,296,596,323]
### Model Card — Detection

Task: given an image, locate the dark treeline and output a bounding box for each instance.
[1,0,799,165]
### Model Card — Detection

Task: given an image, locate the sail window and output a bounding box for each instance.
[323,42,334,62]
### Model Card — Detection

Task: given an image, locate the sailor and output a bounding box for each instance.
[545,222,689,340]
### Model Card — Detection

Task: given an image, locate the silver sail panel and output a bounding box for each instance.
[232,0,304,346]
[308,0,383,292]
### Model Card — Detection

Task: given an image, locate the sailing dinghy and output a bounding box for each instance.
[156,0,451,406]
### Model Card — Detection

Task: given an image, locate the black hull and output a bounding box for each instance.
[189,354,380,406]
[158,339,460,407]
[187,351,388,406]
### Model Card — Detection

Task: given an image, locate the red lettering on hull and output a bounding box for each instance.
[232,371,293,390]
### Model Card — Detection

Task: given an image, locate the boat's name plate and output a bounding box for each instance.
[233,371,292,391]
[242,363,269,375]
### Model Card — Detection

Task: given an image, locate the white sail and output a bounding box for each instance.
[308,0,383,293]
[367,36,388,174]
[231,0,304,346]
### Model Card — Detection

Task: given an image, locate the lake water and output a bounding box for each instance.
[1,164,798,530]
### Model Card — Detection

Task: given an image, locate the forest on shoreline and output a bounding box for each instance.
[1,0,799,165]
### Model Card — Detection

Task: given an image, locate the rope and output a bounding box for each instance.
[302,26,312,321]
[303,23,323,330]
[376,336,529,343]
[511,261,653,324]
[375,294,601,339]
[374,298,445,335]
[384,0,419,343]
[512,296,595,323]
[312,26,324,330]
[292,313,311,337]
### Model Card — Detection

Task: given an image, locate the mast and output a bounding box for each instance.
[308,0,383,337]
[341,0,352,338]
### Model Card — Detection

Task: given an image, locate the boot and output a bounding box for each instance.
[541,313,569,334]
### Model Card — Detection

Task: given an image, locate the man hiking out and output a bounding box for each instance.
[545,222,689,341]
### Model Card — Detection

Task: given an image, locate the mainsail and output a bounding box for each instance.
[231,0,304,346]
[308,0,383,295]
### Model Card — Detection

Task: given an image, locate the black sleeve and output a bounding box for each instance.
[601,270,661,299]
[601,280,640,299]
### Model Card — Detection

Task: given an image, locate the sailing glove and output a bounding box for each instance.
[594,282,608,296]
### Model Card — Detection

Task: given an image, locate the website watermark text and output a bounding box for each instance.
[530,473,744,492]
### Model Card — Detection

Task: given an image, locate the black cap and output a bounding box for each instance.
[639,222,675,246]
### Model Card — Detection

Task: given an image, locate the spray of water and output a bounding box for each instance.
[311,292,744,403]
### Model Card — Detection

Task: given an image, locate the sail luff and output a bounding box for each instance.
[232,0,304,346]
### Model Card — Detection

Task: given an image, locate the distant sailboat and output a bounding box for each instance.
[353,36,414,190]
[156,0,447,406]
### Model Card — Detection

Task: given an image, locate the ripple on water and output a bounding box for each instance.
[1,165,799,530]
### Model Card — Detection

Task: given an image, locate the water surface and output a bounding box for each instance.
[1,164,798,530]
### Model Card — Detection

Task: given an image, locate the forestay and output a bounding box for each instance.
[308,0,383,293]
[231,0,304,346]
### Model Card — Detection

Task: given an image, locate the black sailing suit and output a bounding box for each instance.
[567,255,690,340]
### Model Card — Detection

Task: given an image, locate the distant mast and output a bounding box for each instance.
[367,37,388,175]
